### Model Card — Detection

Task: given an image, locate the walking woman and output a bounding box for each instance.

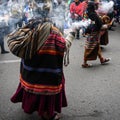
[9,0,77,120]
[82,2,111,68]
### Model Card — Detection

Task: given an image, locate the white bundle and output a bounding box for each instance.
[71,19,91,29]
[97,1,114,14]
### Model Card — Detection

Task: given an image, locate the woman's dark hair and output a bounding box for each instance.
[87,1,95,13]
[85,1,103,34]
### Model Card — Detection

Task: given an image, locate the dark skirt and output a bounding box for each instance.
[100,30,109,45]
[11,77,67,117]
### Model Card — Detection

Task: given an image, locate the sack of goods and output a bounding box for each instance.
[7,20,41,59]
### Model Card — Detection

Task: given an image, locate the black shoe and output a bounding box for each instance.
[100,46,104,50]
[75,36,80,40]
[109,28,115,31]
[112,24,116,27]
[76,38,80,40]
[1,51,9,54]
[41,116,48,120]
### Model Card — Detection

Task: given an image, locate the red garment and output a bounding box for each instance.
[70,2,84,17]
[81,1,88,13]
[11,76,67,117]
[10,26,68,118]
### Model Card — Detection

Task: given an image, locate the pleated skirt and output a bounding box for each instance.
[11,77,67,117]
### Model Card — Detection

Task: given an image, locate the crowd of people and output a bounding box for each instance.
[68,0,120,67]
[0,0,119,120]
[69,0,120,36]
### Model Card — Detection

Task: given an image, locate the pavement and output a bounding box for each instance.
[0,23,120,120]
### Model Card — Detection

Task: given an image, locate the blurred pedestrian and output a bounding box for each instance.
[82,2,111,68]
[0,28,9,54]
[70,0,83,39]
[23,1,34,24]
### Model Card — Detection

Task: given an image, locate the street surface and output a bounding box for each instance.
[0,23,120,120]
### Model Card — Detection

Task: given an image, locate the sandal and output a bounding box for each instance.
[101,58,111,64]
[82,63,92,68]
[41,116,48,120]
[50,113,61,120]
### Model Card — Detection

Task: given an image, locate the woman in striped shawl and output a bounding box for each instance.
[82,2,111,68]
[10,0,76,120]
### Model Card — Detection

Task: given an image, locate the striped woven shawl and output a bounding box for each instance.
[20,28,66,95]
[7,22,53,59]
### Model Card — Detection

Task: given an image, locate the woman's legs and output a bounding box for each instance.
[82,46,92,68]
[82,44,110,67]
[98,45,111,64]
[98,45,103,61]
[82,56,92,68]
[0,39,9,54]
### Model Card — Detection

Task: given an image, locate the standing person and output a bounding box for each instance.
[9,0,76,120]
[8,0,23,32]
[82,2,111,68]
[23,1,34,24]
[99,15,110,46]
[0,28,9,54]
[81,0,89,14]
[114,0,120,23]
[70,0,83,39]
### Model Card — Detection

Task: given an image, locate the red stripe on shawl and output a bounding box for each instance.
[37,32,65,56]
[37,50,64,56]
[20,75,62,94]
